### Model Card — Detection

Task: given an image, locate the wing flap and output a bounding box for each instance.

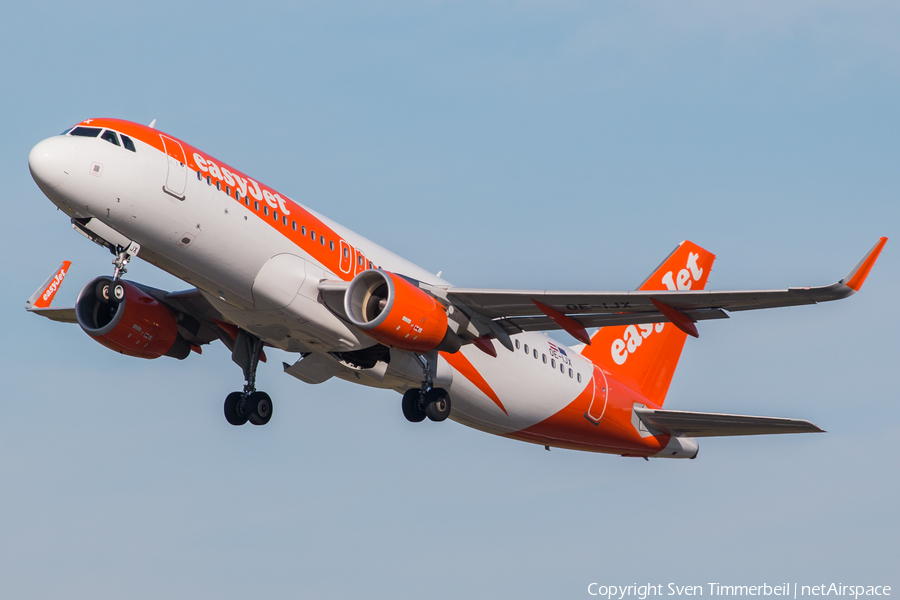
[497,308,729,334]
[634,407,824,437]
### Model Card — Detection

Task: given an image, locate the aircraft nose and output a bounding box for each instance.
[29,137,70,190]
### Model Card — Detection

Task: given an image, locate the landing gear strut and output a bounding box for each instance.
[112,241,140,281]
[223,330,273,426]
[402,351,451,423]
[93,241,141,306]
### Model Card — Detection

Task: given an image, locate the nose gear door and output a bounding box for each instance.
[160,134,187,199]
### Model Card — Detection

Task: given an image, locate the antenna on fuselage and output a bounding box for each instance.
[148,119,157,129]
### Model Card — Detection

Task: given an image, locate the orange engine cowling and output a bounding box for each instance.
[76,277,190,359]
[344,270,460,353]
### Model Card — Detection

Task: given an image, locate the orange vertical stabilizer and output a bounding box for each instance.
[580,241,716,407]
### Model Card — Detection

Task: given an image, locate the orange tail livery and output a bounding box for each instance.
[582,241,716,408]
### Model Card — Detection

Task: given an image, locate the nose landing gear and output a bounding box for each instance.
[223,330,273,426]
[401,351,451,423]
[93,242,141,307]
[111,241,140,281]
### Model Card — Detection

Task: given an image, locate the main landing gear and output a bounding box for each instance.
[224,331,273,426]
[401,351,451,423]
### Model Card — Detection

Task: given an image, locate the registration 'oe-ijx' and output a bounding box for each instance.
[26,119,887,459]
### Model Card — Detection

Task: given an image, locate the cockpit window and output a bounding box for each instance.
[70,126,102,137]
[100,130,120,146]
[60,128,73,135]
[121,135,136,152]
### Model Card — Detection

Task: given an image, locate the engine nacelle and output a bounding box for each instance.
[344,270,460,353]
[76,277,190,359]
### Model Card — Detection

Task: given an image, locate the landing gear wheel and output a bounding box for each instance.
[401,389,427,423]
[110,281,126,304]
[424,388,451,422]
[246,391,273,426]
[224,391,249,426]
[95,278,112,303]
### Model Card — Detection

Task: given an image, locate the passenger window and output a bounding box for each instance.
[577,373,582,383]
[70,126,101,137]
[197,170,203,181]
[368,261,373,268]
[254,201,259,211]
[533,349,538,359]
[542,354,547,364]
[524,344,529,354]
[320,236,325,246]
[569,369,573,378]
[311,231,316,241]
[551,359,556,368]
[263,206,269,216]
[226,186,231,195]
[560,364,565,373]
[301,226,307,235]
[216,181,221,191]
[329,241,335,251]
[273,211,278,221]
[292,221,297,231]
[358,256,363,266]
[207,176,212,186]
[121,135,136,152]
[343,247,349,258]
[514,339,520,350]
[283,216,288,226]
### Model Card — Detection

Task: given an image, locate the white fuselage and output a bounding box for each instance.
[30,126,596,443]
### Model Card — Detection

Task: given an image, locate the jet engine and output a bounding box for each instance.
[344,270,461,353]
[75,277,191,359]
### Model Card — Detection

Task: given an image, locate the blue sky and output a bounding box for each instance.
[1,2,897,598]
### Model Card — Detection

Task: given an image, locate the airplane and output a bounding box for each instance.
[25,118,887,459]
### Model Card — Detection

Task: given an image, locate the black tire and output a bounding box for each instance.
[401,389,426,423]
[95,278,112,304]
[247,391,273,426]
[424,388,451,422]
[224,391,248,426]
[110,281,126,304]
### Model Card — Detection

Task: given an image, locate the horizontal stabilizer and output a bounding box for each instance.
[634,406,824,437]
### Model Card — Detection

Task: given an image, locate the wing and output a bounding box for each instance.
[25,262,230,349]
[634,407,824,437]
[446,237,887,341]
[27,307,78,323]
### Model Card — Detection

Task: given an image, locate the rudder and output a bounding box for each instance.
[580,241,716,407]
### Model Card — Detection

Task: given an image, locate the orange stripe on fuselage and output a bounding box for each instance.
[504,369,670,456]
[77,118,373,282]
[440,351,507,415]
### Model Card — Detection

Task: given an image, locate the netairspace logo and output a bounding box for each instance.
[587,584,892,600]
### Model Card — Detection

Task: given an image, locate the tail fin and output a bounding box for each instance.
[580,241,715,407]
